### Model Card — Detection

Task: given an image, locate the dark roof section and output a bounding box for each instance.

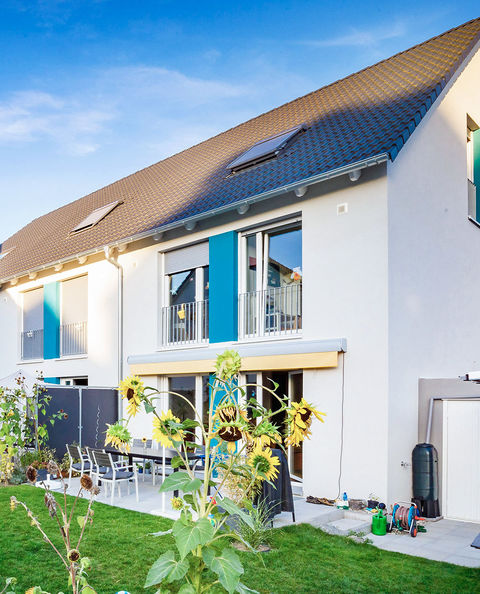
[1,17,480,282]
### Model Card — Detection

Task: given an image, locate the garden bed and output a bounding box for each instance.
[0,485,479,593]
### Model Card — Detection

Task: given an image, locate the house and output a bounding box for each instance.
[1,18,480,518]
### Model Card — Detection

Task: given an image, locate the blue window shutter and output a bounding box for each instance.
[208,231,238,343]
[43,282,60,359]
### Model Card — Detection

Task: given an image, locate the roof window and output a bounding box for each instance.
[71,201,120,233]
[228,125,305,172]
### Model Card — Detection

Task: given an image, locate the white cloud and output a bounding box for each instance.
[301,22,406,49]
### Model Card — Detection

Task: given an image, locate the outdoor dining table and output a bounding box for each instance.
[104,445,200,501]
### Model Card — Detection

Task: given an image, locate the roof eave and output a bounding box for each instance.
[0,152,389,286]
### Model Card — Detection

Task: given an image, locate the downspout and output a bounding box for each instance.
[104,246,124,416]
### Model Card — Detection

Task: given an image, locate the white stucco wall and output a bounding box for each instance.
[387,44,480,502]
[301,171,389,501]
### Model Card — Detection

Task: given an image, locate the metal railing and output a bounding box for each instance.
[60,321,88,356]
[239,283,302,339]
[468,179,477,220]
[161,300,209,346]
[21,329,44,360]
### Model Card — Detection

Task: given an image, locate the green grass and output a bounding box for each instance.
[1,485,479,594]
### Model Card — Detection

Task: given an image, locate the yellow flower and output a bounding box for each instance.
[119,375,144,417]
[285,398,325,447]
[105,422,131,453]
[171,496,183,510]
[250,419,282,448]
[248,446,280,482]
[153,410,184,448]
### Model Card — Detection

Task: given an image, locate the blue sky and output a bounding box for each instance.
[0,1,478,242]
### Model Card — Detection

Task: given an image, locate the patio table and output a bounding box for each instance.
[104,445,200,499]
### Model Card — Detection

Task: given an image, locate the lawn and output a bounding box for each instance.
[0,485,479,594]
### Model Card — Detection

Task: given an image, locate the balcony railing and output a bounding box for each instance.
[161,300,209,346]
[21,329,44,360]
[239,283,302,339]
[60,321,88,356]
[468,179,477,220]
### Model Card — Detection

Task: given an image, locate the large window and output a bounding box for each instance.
[60,276,88,356]
[467,117,480,221]
[21,287,44,360]
[239,222,302,338]
[162,243,209,345]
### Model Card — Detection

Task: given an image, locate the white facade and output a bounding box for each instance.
[0,43,479,507]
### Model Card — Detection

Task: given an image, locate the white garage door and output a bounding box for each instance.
[443,400,480,522]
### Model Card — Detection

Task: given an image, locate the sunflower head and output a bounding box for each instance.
[215,405,250,452]
[43,492,57,518]
[26,465,38,483]
[80,474,94,491]
[67,549,81,563]
[248,446,280,482]
[152,410,185,448]
[285,398,326,447]
[119,375,145,417]
[214,349,241,381]
[10,495,17,512]
[105,422,132,453]
[171,496,183,510]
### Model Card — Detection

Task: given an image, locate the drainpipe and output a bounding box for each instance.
[104,247,124,414]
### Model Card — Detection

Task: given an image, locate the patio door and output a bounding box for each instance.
[288,371,303,482]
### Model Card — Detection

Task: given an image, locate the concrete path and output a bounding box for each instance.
[46,478,480,568]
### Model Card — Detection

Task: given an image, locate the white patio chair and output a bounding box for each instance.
[92,451,139,504]
[66,444,91,486]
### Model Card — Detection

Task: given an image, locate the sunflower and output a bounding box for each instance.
[119,375,145,417]
[250,418,282,448]
[105,422,132,453]
[214,349,241,381]
[285,398,326,447]
[215,405,251,453]
[248,445,280,482]
[152,410,185,448]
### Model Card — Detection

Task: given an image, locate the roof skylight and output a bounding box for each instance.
[71,201,120,233]
[228,125,305,172]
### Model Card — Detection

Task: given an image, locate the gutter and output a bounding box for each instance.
[103,246,124,388]
[0,152,388,285]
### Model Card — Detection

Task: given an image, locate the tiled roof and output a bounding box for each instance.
[1,17,480,282]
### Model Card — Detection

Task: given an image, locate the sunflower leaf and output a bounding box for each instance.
[202,546,244,594]
[236,582,259,593]
[170,456,186,469]
[172,517,215,560]
[158,472,201,494]
[218,497,254,529]
[144,401,155,414]
[144,550,189,587]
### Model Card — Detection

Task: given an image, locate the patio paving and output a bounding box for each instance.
[48,478,480,568]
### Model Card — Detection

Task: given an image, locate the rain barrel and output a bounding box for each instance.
[412,443,440,518]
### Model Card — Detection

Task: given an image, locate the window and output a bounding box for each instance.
[239,222,302,338]
[60,276,88,356]
[228,125,305,172]
[71,201,120,233]
[467,116,480,221]
[21,287,44,360]
[169,376,196,441]
[162,243,209,345]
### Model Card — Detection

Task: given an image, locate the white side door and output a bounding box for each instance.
[443,400,480,522]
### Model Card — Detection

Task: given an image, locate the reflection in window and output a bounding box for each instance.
[169,270,196,306]
[245,373,258,422]
[246,235,257,292]
[169,376,195,441]
[267,228,302,288]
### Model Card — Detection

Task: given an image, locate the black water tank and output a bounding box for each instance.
[412,443,440,518]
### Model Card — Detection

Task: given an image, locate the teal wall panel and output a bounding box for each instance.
[44,377,60,384]
[43,282,60,359]
[209,231,238,343]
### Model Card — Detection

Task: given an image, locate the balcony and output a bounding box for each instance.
[239,283,302,340]
[161,300,209,346]
[21,329,44,360]
[60,321,88,356]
